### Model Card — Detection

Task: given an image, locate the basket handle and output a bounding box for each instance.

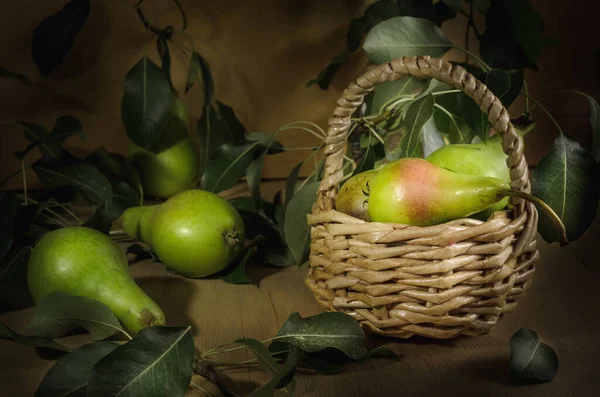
[314,55,531,215]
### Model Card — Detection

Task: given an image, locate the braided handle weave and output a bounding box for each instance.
[314,56,531,217]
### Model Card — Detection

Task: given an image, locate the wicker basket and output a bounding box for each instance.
[304,56,540,339]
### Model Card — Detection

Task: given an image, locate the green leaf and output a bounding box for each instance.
[186,51,213,103]
[35,342,119,397]
[82,194,113,235]
[363,16,453,64]
[31,0,90,77]
[32,157,114,206]
[274,312,368,360]
[201,140,260,193]
[87,326,194,397]
[197,104,233,175]
[1,320,70,352]
[388,92,435,160]
[0,192,23,259]
[219,246,252,285]
[365,76,423,117]
[216,101,246,141]
[306,50,347,90]
[235,337,280,375]
[421,115,446,157]
[247,135,277,211]
[445,112,475,144]
[531,134,600,243]
[480,0,553,70]
[0,244,32,289]
[457,66,524,142]
[0,65,32,86]
[352,137,375,176]
[28,292,129,340]
[580,94,600,163]
[49,115,85,143]
[120,57,174,152]
[509,328,559,382]
[283,182,319,265]
[156,37,171,82]
[248,344,302,397]
[247,132,285,154]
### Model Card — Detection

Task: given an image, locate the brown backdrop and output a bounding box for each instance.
[1,0,598,191]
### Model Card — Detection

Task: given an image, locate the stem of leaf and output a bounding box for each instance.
[362,121,385,145]
[21,159,27,205]
[200,336,278,359]
[519,92,564,135]
[528,89,593,113]
[280,120,326,137]
[522,81,530,113]
[279,126,324,140]
[452,45,491,72]
[190,381,215,397]
[0,168,24,188]
[434,104,462,134]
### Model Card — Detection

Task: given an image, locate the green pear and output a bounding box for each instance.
[367,158,509,226]
[27,227,166,334]
[128,96,199,199]
[335,169,377,221]
[120,189,245,278]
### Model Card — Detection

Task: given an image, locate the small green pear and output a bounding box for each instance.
[368,158,509,226]
[27,227,166,334]
[335,169,377,220]
[120,189,245,278]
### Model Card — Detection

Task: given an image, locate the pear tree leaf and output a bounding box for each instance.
[196,104,233,176]
[156,37,171,82]
[248,344,302,397]
[421,115,446,157]
[82,194,113,235]
[246,132,285,154]
[247,134,278,211]
[352,136,375,177]
[531,133,600,243]
[28,292,129,341]
[388,92,435,160]
[365,76,424,117]
[217,101,246,141]
[480,0,553,70]
[0,320,70,352]
[445,112,475,144]
[35,341,119,397]
[201,140,260,193]
[0,65,32,86]
[0,244,32,289]
[306,50,348,90]
[32,157,114,206]
[87,326,194,396]
[509,328,559,382]
[277,161,304,243]
[121,57,174,152]
[185,51,213,103]
[577,93,600,162]
[363,16,453,64]
[49,115,86,143]
[0,192,23,259]
[284,182,319,265]
[218,246,252,285]
[31,0,90,77]
[274,312,368,360]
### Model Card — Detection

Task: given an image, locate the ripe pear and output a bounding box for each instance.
[120,189,245,278]
[27,227,166,334]
[335,169,377,220]
[367,158,509,226]
[128,97,199,199]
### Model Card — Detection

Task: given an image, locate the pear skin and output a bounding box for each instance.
[368,158,508,226]
[27,227,166,334]
[121,205,160,245]
[335,170,377,220]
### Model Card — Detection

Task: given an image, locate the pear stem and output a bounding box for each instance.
[498,189,569,246]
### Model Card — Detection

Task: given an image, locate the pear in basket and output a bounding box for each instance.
[367,157,510,226]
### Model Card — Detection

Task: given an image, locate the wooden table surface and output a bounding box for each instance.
[1,188,600,397]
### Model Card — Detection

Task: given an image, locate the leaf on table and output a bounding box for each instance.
[248,344,302,397]
[120,56,174,152]
[531,133,600,243]
[32,156,114,206]
[0,65,32,86]
[387,92,435,160]
[421,115,446,157]
[218,246,252,285]
[35,341,119,397]
[0,243,32,289]
[31,0,90,77]
[363,16,453,65]
[274,312,368,360]
[185,51,214,103]
[87,326,195,397]
[216,101,246,141]
[283,182,319,266]
[480,0,553,70]
[200,140,260,193]
[27,292,128,341]
[0,192,23,259]
[509,328,559,382]
[0,320,70,352]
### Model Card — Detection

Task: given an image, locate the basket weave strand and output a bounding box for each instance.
[305,56,540,339]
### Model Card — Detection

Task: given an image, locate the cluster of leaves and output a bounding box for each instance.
[0,292,401,396]
[308,0,600,245]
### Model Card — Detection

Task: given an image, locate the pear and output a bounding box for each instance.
[120,189,245,278]
[367,158,509,226]
[335,170,377,221]
[27,227,166,334]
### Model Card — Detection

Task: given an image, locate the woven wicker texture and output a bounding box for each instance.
[305,56,540,339]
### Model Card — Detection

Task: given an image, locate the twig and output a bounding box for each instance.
[194,363,241,397]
